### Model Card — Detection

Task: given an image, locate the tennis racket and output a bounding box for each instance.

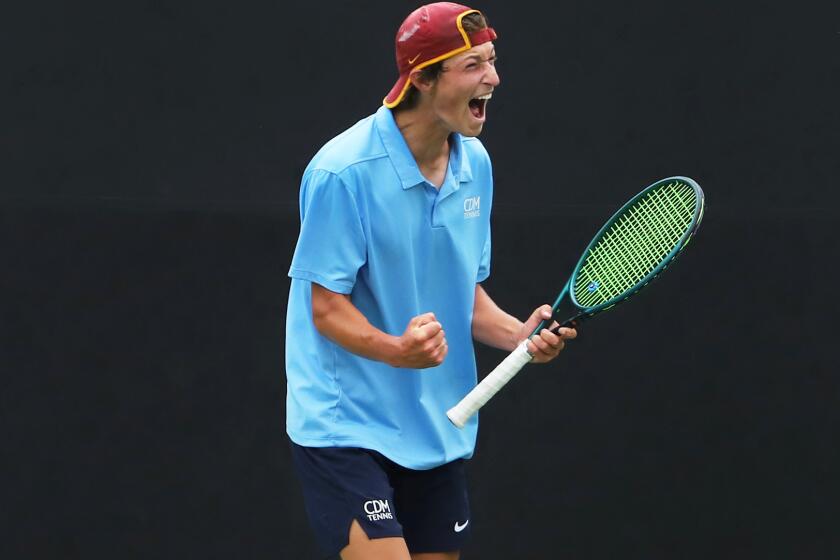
[447,176,705,428]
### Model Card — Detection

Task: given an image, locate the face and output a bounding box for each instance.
[413,42,500,137]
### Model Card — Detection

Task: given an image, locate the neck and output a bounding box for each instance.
[393,106,452,168]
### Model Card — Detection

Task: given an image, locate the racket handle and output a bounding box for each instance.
[446,341,534,428]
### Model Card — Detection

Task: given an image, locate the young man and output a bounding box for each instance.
[286,4,577,559]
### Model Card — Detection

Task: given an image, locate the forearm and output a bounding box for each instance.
[471,284,524,352]
[311,283,402,366]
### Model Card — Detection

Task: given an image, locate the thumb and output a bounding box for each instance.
[523,305,553,335]
[412,312,436,328]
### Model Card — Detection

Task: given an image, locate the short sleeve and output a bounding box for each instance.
[476,228,491,282]
[289,169,367,294]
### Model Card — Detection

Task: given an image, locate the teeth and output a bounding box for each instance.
[474,93,492,101]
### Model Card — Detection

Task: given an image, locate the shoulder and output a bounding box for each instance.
[460,136,493,184]
[305,113,388,177]
[461,136,491,161]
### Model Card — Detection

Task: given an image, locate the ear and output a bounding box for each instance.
[408,68,436,93]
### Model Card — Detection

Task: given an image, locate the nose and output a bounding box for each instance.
[485,63,500,87]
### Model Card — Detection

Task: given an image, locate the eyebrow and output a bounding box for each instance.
[462,50,496,62]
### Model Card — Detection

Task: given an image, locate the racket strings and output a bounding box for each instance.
[574,182,697,307]
[578,206,674,304]
[597,183,695,289]
[584,182,695,298]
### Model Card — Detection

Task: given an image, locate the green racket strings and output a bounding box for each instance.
[574,181,697,308]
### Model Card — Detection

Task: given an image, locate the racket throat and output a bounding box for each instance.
[554,312,585,332]
[529,285,585,336]
[550,297,586,333]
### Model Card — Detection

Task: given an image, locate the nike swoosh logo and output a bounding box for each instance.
[454,520,469,532]
[408,53,422,64]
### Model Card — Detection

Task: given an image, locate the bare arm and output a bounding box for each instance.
[471,283,522,352]
[311,283,448,369]
[472,284,577,363]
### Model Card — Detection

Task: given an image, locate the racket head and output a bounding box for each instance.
[563,176,705,323]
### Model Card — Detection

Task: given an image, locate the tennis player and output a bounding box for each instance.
[285,3,576,559]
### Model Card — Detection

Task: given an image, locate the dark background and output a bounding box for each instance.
[3,1,839,558]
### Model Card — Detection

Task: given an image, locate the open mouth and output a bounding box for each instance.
[468,92,492,120]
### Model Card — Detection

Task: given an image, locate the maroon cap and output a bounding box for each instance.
[383,2,497,108]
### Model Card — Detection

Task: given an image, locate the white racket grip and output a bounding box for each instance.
[447,340,534,428]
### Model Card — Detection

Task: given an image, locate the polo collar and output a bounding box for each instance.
[375,106,474,190]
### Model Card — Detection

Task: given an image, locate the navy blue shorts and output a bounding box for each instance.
[289,441,472,558]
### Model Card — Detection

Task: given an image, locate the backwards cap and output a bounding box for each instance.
[383,2,497,108]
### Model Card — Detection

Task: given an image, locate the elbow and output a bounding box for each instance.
[311,298,329,335]
[310,283,339,336]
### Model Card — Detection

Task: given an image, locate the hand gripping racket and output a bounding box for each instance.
[447,176,705,428]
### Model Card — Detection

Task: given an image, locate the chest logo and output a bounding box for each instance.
[463,196,480,219]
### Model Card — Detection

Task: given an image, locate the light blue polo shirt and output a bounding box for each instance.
[286,105,493,470]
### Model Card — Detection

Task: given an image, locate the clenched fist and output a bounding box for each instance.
[390,312,448,369]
